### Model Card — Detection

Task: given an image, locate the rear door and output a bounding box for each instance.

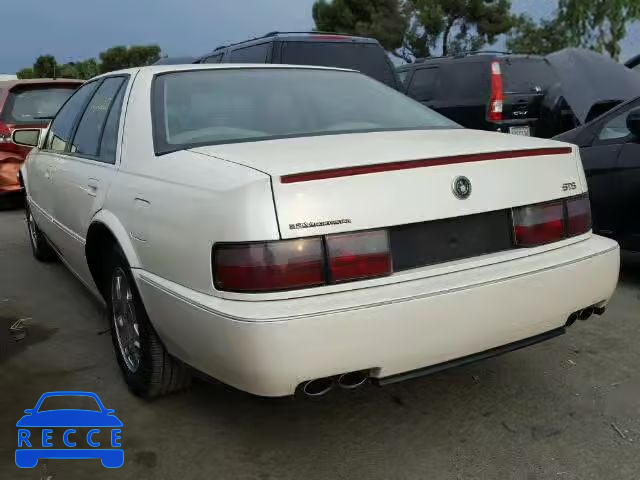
[51,76,128,282]
[501,58,554,135]
[28,82,99,239]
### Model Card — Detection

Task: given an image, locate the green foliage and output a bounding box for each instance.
[313,0,407,52]
[15,45,162,79]
[312,0,513,61]
[99,45,161,73]
[507,15,574,55]
[508,0,640,59]
[559,0,640,60]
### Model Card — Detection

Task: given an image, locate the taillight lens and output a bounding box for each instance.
[513,201,565,247]
[513,194,592,247]
[213,238,325,292]
[488,61,504,123]
[566,194,592,236]
[326,230,392,283]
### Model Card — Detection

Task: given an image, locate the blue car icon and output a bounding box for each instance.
[16,391,123,468]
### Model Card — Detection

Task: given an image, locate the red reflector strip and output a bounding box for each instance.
[280,147,573,184]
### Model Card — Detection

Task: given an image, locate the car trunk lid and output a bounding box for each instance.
[191,129,583,240]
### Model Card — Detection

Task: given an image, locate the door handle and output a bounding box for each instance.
[87,178,99,197]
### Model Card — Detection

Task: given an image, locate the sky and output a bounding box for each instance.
[1,0,638,74]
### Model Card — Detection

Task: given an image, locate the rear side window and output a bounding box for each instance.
[407,67,440,101]
[100,83,127,162]
[1,86,77,125]
[439,62,489,100]
[229,43,270,63]
[502,58,554,93]
[280,42,397,88]
[203,53,224,64]
[44,82,99,152]
[70,77,126,162]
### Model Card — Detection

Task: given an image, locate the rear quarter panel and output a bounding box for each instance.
[109,69,279,295]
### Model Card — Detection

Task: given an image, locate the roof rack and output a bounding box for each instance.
[213,31,360,51]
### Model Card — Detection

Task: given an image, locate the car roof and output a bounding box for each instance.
[396,53,546,71]
[0,78,84,89]
[197,31,380,61]
[97,63,356,80]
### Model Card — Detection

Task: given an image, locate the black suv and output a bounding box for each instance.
[195,31,402,90]
[397,53,557,137]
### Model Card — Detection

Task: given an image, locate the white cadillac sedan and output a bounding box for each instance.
[16,64,619,398]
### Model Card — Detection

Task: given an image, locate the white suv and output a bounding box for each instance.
[16,64,619,398]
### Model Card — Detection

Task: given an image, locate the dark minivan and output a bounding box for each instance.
[195,31,402,91]
[397,53,556,137]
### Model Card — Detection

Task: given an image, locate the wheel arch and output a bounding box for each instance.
[85,210,141,299]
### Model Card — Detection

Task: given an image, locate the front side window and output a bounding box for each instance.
[152,68,460,154]
[598,105,640,142]
[45,82,98,152]
[70,77,126,161]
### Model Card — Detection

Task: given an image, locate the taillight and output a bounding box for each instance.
[326,230,392,283]
[0,122,11,145]
[488,61,503,123]
[213,229,393,292]
[566,194,592,236]
[513,201,564,246]
[513,194,591,247]
[213,238,325,292]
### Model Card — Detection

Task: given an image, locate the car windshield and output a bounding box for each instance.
[1,87,77,125]
[37,395,101,412]
[152,68,460,154]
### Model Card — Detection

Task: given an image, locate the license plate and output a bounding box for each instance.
[509,126,531,136]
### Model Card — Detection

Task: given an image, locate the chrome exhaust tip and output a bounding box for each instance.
[337,370,369,390]
[301,377,335,397]
[578,307,594,321]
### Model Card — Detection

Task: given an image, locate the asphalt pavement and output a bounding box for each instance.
[1,208,639,480]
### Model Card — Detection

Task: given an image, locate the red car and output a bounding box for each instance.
[0,78,83,206]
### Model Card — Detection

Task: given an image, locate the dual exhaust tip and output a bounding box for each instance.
[301,370,369,397]
[566,304,605,327]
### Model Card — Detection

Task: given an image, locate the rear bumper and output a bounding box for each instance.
[134,235,619,397]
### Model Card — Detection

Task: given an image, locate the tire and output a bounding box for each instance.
[105,247,191,398]
[25,203,57,262]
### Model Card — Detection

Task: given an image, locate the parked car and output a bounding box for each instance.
[398,48,640,139]
[195,31,402,90]
[625,54,640,72]
[555,96,640,251]
[396,52,555,137]
[0,78,82,206]
[16,64,619,399]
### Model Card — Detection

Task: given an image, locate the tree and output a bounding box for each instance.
[313,0,407,53]
[312,0,513,62]
[401,0,513,59]
[16,68,36,79]
[507,15,574,55]
[559,0,640,60]
[33,55,57,78]
[508,0,640,60]
[99,45,161,73]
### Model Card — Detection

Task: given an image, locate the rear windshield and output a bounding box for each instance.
[152,68,459,154]
[1,86,77,125]
[502,58,555,93]
[280,42,398,88]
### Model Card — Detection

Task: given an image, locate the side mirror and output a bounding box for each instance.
[12,129,41,148]
[626,109,640,138]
